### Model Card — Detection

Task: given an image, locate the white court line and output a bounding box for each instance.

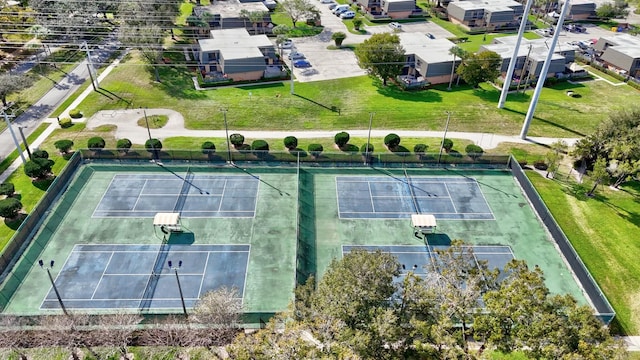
[91,251,114,300]
[472,181,497,221]
[240,244,251,306]
[131,179,147,211]
[368,181,376,213]
[197,252,211,298]
[443,183,459,213]
[92,174,121,218]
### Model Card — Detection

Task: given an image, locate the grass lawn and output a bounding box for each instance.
[583,65,625,84]
[0,123,50,174]
[76,51,640,138]
[528,171,640,335]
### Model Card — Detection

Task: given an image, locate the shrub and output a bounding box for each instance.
[308,143,323,157]
[201,141,216,154]
[145,138,163,152]
[88,136,106,151]
[24,158,54,179]
[230,133,245,148]
[384,133,401,149]
[54,139,74,154]
[465,144,484,160]
[116,138,132,152]
[332,32,347,46]
[414,144,428,155]
[284,136,298,150]
[0,182,15,197]
[58,117,73,128]
[0,198,22,219]
[32,149,49,159]
[442,138,454,152]
[68,109,83,119]
[361,143,374,154]
[251,140,269,151]
[353,18,363,30]
[334,131,350,148]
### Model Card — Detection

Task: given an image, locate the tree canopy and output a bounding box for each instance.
[276,0,318,28]
[355,33,405,86]
[0,73,32,107]
[456,50,502,88]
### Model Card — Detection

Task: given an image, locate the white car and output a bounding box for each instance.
[288,52,306,60]
[278,40,293,49]
[389,22,402,30]
[320,0,333,3]
[340,11,356,19]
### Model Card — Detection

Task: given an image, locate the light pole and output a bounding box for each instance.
[142,107,152,142]
[221,108,232,164]
[168,260,188,318]
[18,126,32,160]
[437,111,452,166]
[38,259,69,316]
[364,112,374,165]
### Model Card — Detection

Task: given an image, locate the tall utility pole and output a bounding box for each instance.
[221,108,232,164]
[497,0,534,108]
[437,111,452,165]
[520,0,570,139]
[2,110,26,165]
[290,54,294,94]
[168,260,188,318]
[365,112,374,165]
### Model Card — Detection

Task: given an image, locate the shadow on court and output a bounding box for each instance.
[424,233,452,246]
[167,232,195,245]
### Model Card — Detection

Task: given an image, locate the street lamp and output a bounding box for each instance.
[18,126,32,160]
[168,260,188,318]
[437,111,452,166]
[38,259,69,316]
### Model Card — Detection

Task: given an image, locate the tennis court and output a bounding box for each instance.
[41,244,249,310]
[336,176,494,220]
[94,174,259,218]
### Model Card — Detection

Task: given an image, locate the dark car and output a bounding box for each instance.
[294,59,311,68]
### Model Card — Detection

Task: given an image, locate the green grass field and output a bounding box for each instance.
[528,171,640,335]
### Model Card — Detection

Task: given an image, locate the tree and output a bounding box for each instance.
[28,0,99,41]
[240,9,268,34]
[0,198,22,219]
[442,138,454,152]
[230,133,245,148]
[355,33,405,86]
[91,313,143,358]
[118,24,164,82]
[352,18,363,31]
[116,138,132,153]
[284,136,298,150]
[54,139,74,154]
[334,131,350,148]
[587,157,609,196]
[308,143,323,158]
[32,149,49,159]
[456,50,502,88]
[384,133,401,149]
[0,182,15,197]
[277,0,318,28]
[465,144,484,160]
[332,31,347,46]
[24,157,54,179]
[0,316,29,360]
[447,46,466,90]
[596,2,629,18]
[193,288,243,345]
[87,136,106,151]
[145,138,163,160]
[0,72,32,107]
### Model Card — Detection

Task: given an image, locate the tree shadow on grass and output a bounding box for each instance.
[289,148,309,157]
[340,144,359,153]
[32,176,55,191]
[374,78,443,102]
[4,213,27,230]
[152,64,208,100]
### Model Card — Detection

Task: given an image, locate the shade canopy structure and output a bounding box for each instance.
[411,214,437,234]
[153,212,181,232]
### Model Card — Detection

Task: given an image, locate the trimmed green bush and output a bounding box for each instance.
[284,136,298,150]
[32,149,49,159]
[308,143,323,157]
[414,144,428,154]
[116,138,132,152]
[87,136,106,151]
[54,139,74,154]
[360,143,374,154]
[465,144,484,160]
[145,138,163,152]
[334,131,350,148]
[0,197,22,219]
[0,182,15,197]
[58,117,73,128]
[68,109,83,119]
[230,133,245,148]
[384,133,401,149]
[251,140,269,151]
[201,141,216,153]
[442,138,454,152]
[533,160,548,170]
[24,158,54,179]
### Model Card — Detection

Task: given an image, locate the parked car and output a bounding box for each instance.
[320,0,333,4]
[294,59,312,68]
[389,22,402,30]
[288,52,305,60]
[426,32,435,39]
[328,2,338,8]
[332,4,349,14]
[340,10,356,19]
[278,39,293,49]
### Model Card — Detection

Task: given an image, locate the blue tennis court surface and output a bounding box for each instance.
[41,244,249,310]
[93,174,259,218]
[343,245,515,276]
[336,176,494,220]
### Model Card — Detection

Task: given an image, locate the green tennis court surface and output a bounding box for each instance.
[0,163,589,318]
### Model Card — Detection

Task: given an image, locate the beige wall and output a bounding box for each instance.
[229,70,264,81]
[389,10,412,19]
[426,74,451,85]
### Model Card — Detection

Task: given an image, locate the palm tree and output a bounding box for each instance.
[447,46,466,90]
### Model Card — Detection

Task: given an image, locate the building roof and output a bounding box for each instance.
[482,36,569,62]
[597,33,640,58]
[448,0,521,12]
[399,33,457,64]
[199,28,272,60]
[198,0,269,18]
